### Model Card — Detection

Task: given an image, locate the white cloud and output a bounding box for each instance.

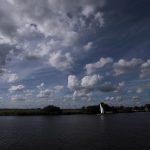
[140,59,150,78]
[7,73,18,83]
[105,96,114,101]
[68,75,80,90]
[49,51,73,71]
[54,85,64,92]
[73,89,92,99]
[9,85,25,93]
[94,12,104,27]
[67,73,123,101]
[36,83,64,99]
[36,82,45,90]
[114,58,143,75]
[85,57,113,74]
[81,74,103,88]
[0,69,18,83]
[82,5,95,18]
[0,0,106,81]
[37,89,53,98]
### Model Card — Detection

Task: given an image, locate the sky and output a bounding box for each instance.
[0,0,150,108]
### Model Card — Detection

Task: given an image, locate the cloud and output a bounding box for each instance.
[98,82,117,92]
[5,73,18,83]
[85,57,113,74]
[83,42,93,51]
[68,75,80,90]
[67,74,123,100]
[0,0,106,81]
[140,59,150,78]
[54,85,64,93]
[105,96,114,101]
[0,0,149,108]
[82,5,95,18]
[37,89,53,98]
[73,89,92,99]
[36,82,45,90]
[0,69,18,83]
[49,51,73,71]
[0,0,105,40]
[36,83,64,98]
[0,0,18,38]
[114,58,143,75]
[69,74,103,99]
[9,85,25,93]
[0,43,21,70]
[94,12,104,27]
[81,74,103,88]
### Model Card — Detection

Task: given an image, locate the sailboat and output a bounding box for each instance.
[97,103,104,115]
[100,103,104,114]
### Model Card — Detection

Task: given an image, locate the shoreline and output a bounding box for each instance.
[0,109,149,116]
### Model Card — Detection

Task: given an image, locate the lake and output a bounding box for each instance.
[0,113,150,150]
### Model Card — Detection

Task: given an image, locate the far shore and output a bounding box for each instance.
[0,103,149,116]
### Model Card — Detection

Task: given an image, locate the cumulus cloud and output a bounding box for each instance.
[0,69,18,83]
[36,83,64,98]
[73,89,92,99]
[0,0,106,81]
[0,0,105,40]
[140,59,150,78]
[9,85,25,93]
[67,74,123,100]
[49,51,73,71]
[85,57,113,74]
[7,73,18,83]
[71,74,103,99]
[0,0,149,107]
[81,74,103,88]
[37,89,53,98]
[114,58,143,75]
[68,75,80,90]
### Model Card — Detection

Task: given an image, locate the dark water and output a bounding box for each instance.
[0,113,150,150]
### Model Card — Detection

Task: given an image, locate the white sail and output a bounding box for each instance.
[100,103,104,114]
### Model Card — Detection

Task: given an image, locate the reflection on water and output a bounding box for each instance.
[100,115,104,120]
[0,113,150,150]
